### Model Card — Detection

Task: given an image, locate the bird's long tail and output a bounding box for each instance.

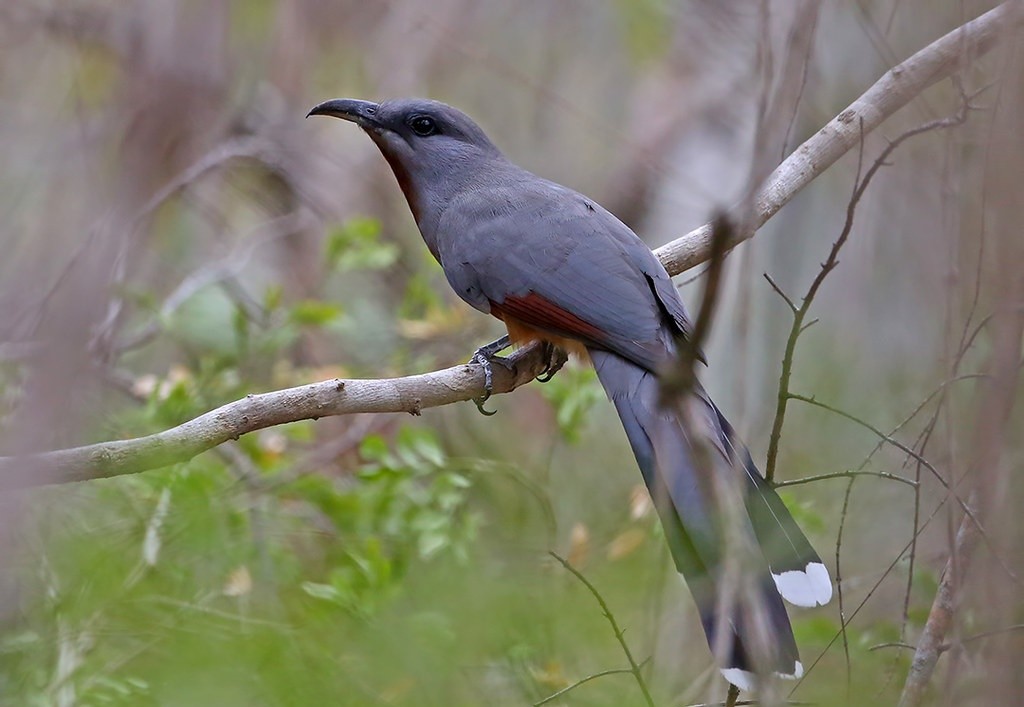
[589,349,831,690]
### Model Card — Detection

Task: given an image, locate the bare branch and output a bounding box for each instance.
[763,92,972,482]
[789,392,1002,554]
[897,494,982,707]
[899,10,1024,696]
[0,345,550,487]
[653,1,1022,274]
[533,667,639,707]
[774,469,918,490]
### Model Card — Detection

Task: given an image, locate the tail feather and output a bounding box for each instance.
[712,405,833,608]
[590,349,815,687]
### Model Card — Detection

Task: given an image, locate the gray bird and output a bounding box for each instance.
[309,97,832,691]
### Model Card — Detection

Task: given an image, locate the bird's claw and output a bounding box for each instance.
[474,397,498,416]
[536,369,557,383]
[470,335,511,416]
[536,343,568,383]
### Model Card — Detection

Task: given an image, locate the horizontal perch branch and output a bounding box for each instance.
[2,348,550,486]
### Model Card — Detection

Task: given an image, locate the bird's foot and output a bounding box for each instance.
[536,342,568,383]
[470,335,512,416]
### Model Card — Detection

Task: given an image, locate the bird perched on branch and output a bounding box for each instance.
[309,97,832,691]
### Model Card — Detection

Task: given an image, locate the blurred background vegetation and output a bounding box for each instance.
[0,1,1021,705]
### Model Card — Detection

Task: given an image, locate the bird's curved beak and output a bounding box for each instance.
[306,98,381,128]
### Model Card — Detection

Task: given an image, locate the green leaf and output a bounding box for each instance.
[289,300,343,327]
[263,284,283,312]
[418,531,449,560]
[324,216,399,271]
[793,614,843,644]
[538,365,602,443]
[396,426,446,468]
[777,491,826,535]
[232,305,250,348]
[359,435,390,463]
[447,473,471,489]
[301,581,342,603]
[400,271,445,318]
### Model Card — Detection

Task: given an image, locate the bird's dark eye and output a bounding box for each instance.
[408,115,438,137]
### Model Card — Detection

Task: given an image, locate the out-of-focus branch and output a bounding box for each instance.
[654,0,1023,274]
[896,499,981,707]
[109,211,311,355]
[899,5,1024,700]
[897,293,1024,705]
[91,136,277,354]
[0,3,1014,487]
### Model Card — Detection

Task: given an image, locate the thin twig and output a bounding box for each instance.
[791,470,957,690]
[790,392,1016,582]
[792,455,1015,695]
[774,469,917,490]
[762,274,797,313]
[763,117,867,483]
[548,552,656,707]
[111,211,310,355]
[533,666,642,706]
[870,642,918,653]
[791,392,943,494]
[763,92,975,483]
[687,701,811,707]
[836,474,856,697]
[856,374,988,470]
[660,214,734,405]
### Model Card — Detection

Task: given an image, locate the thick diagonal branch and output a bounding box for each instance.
[654,0,1022,274]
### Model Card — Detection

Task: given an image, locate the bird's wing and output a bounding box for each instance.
[439,179,693,371]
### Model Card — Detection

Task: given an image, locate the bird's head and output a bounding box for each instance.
[308,97,504,225]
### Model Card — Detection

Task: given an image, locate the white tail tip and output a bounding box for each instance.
[772,561,833,607]
[720,661,803,692]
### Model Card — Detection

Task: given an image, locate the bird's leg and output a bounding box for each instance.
[536,342,568,383]
[470,335,512,416]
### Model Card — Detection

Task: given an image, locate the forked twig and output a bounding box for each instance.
[764,92,977,483]
[547,552,656,707]
[533,667,645,707]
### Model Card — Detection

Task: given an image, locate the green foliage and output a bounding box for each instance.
[399,269,446,320]
[288,427,480,617]
[2,424,482,706]
[324,216,399,272]
[538,364,603,443]
[777,489,827,535]
[288,299,344,326]
[612,0,673,65]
